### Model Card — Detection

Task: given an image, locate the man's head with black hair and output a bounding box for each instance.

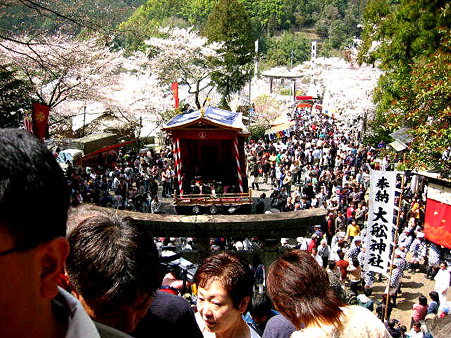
[0,129,69,247]
[248,293,274,332]
[66,207,160,333]
[0,129,70,337]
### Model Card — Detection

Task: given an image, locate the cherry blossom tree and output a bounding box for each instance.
[0,34,124,129]
[253,94,282,126]
[145,26,222,109]
[0,33,173,137]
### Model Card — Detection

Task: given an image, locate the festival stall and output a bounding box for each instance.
[162,106,252,215]
[264,122,295,141]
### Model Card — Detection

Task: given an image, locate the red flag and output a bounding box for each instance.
[296,95,313,101]
[424,198,451,249]
[171,82,179,109]
[32,101,51,141]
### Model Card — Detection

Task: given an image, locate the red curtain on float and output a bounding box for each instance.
[32,101,51,141]
[171,82,179,109]
[424,198,451,249]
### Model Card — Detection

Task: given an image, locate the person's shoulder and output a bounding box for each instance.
[95,322,133,338]
[341,305,389,336]
[55,288,130,338]
[262,314,296,338]
[134,291,202,337]
[249,324,262,338]
[152,289,191,308]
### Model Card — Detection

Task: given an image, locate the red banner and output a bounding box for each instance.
[296,95,313,101]
[32,102,51,141]
[424,198,451,249]
[171,82,179,109]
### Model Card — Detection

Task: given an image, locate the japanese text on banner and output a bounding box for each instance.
[364,170,398,276]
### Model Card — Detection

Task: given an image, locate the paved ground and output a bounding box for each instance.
[371,268,436,326]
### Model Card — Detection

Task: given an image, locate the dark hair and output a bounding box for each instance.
[387,319,396,328]
[429,291,439,303]
[194,252,254,309]
[0,129,69,247]
[248,293,273,318]
[266,250,344,329]
[419,295,428,306]
[352,258,360,267]
[66,209,160,311]
[364,287,373,297]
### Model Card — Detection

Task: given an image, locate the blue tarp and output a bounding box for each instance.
[164,106,245,130]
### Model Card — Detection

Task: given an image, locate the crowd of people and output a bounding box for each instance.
[63,141,176,213]
[2,98,451,338]
[55,102,451,337]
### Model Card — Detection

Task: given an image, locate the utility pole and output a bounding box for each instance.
[248,103,254,131]
[82,103,87,137]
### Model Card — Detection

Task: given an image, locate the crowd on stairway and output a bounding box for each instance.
[56,103,451,337]
[243,106,451,336]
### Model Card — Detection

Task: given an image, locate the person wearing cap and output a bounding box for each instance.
[409,232,426,274]
[314,224,323,238]
[307,234,317,253]
[388,249,408,304]
[398,227,413,250]
[347,236,362,261]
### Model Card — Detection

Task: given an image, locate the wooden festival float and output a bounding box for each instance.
[162,106,252,215]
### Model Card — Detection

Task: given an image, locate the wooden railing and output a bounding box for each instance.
[174,191,252,206]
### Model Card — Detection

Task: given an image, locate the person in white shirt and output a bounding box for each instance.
[434,261,450,304]
[311,247,324,267]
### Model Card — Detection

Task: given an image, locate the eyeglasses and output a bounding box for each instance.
[0,246,33,257]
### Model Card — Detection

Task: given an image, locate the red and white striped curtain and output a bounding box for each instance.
[233,138,244,193]
[173,137,183,194]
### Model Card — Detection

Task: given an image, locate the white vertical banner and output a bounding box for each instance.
[364,169,398,276]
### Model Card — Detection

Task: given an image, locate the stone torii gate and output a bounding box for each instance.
[95,207,327,267]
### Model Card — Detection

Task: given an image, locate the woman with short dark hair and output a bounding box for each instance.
[427,291,440,315]
[266,250,389,337]
[194,252,260,337]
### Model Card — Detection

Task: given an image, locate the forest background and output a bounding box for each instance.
[0,0,450,176]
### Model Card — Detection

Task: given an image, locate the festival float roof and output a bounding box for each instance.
[162,106,248,134]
